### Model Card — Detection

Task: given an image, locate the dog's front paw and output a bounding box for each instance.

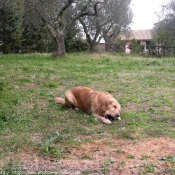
[105,120,111,124]
[102,118,111,125]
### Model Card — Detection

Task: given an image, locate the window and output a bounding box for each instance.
[146,41,151,50]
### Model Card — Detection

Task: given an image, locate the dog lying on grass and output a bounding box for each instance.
[54,86,121,124]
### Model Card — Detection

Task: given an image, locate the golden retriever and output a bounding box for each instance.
[54,86,121,124]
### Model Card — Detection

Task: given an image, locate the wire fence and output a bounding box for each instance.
[106,44,175,58]
[146,45,175,58]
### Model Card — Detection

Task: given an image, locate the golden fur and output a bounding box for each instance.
[54,86,121,124]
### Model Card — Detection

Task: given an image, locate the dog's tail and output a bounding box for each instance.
[54,97,65,105]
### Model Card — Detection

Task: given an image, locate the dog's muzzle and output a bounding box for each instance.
[105,114,121,120]
[114,114,121,120]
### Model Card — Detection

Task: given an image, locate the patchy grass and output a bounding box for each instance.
[0,52,175,173]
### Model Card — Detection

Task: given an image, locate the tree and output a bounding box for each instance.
[102,0,132,45]
[22,3,52,53]
[22,21,51,53]
[26,0,99,57]
[153,0,175,46]
[115,38,125,53]
[79,0,133,52]
[65,26,89,53]
[0,0,24,53]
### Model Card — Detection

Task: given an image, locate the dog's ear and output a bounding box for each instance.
[99,98,111,116]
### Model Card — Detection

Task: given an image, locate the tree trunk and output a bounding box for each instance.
[104,37,110,51]
[54,34,66,57]
[90,42,97,52]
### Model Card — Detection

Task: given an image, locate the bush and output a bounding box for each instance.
[65,38,89,53]
[129,39,145,54]
[116,38,125,52]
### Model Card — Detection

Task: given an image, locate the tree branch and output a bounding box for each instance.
[34,7,56,38]
[65,1,99,32]
[57,0,74,19]
[79,18,92,44]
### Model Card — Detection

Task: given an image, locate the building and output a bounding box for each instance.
[120,29,153,53]
[96,42,106,52]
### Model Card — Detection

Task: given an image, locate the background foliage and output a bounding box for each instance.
[0,0,132,54]
[153,0,175,46]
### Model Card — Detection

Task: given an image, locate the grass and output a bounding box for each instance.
[0,52,175,171]
[139,163,156,175]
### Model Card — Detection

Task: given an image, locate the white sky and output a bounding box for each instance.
[130,0,169,30]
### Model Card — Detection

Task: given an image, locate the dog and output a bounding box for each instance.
[54,86,121,124]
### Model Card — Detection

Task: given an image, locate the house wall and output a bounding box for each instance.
[96,40,151,53]
[140,40,146,50]
[125,40,148,53]
[96,43,106,52]
[125,41,131,53]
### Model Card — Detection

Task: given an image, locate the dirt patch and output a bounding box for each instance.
[17,137,175,174]
[21,102,34,110]
[59,137,175,174]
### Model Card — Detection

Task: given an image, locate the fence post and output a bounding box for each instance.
[163,46,165,58]
[106,44,108,52]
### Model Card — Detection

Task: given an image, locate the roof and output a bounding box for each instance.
[120,29,153,41]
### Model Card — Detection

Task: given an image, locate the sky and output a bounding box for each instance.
[130,0,169,30]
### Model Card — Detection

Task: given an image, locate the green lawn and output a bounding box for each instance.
[0,52,175,172]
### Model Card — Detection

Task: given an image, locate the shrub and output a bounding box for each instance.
[66,38,89,53]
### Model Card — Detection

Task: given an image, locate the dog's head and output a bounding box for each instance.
[99,97,121,121]
[105,100,121,120]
